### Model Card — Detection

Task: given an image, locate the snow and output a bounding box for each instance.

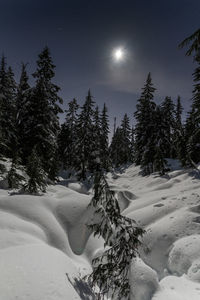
[168,235,200,276]
[129,257,159,300]
[0,244,81,300]
[152,275,200,300]
[1,160,200,299]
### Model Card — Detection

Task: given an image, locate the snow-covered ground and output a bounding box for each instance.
[1,161,200,299]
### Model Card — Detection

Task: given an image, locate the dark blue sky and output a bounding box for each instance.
[0,0,199,128]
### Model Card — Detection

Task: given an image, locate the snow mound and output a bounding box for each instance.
[0,244,82,300]
[0,183,92,299]
[168,235,200,276]
[152,275,200,300]
[130,257,159,300]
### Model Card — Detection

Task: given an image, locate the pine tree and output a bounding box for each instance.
[179,29,200,166]
[100,103,110,171]
[130,127,135,163]
[7,66,18,158]
[173,96,187,165]
[23,47,63,181]
[7,157,25,189]
[184,57,200,165]
[120,113,132,164]
[0,57,17,158]
[153,106,168,175]
[58,98,79,170]
[24,147,46,194]
[134,73,157,174]
[75,90,96,179]
[93,106,102,169]
[113,117,117,135]
[175,95,183,127]
[160,96,175,158]
[86,171,145,299]
[110,115,132,168]
[57,122,70,169]
[109,127,124,167]
[16,63,31,163]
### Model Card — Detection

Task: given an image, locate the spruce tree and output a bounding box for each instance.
[179,29,200,165]
[130,127,135,163]
[57,122,70,169]
[110,115,132,168]
[58,98,79,170]
[23,47,63,181]
[134,73,157,174]
[7,66,18,158]
[120,113,132,164]
[86,171,145,299]
[16,63,31,163]
[153,106,167,175]
[183,52,200,166]
[160,96,175,158]
[109,127,124,167]
[0,57,17,158]
[24,147,46,194]
[75,90,96,179]
[100,103,110,171]
[93,106,102,169]
[7,157,25,189]
[173,96,187,165]
[175,96,183,127]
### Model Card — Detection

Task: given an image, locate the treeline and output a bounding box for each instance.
[59,76,184,177]
[0,28,200,192]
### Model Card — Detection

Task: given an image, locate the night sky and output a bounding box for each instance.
[1,0,200,128]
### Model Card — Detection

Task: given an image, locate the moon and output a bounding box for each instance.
[113,47,125,62]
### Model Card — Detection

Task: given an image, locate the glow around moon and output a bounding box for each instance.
[113,47,125,62]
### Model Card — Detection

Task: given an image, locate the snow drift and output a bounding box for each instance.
[1,161,200,299]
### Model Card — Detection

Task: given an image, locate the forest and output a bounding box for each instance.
[0,29,199,194]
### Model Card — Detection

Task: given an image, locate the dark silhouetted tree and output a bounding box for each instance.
[134,73,157,174]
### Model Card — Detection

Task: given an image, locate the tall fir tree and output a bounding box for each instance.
[180,29,200,165]
[120,113,132,164]
[185,59,200,164]
[92,105,102,170]
[16,63,31,163]
[0,57,17,158]
[109,127,124,167]
[110,115,132,168]
[23,47,63,180]
[130,126,135,163]
[7,158,25,189]
[100,103,110,171]
[160,96,175,158]
[75,90,96,179]
[175,95,183,127]
[134,72,157,174]
[153,106,168,175]
[58,98,79,170]
[24,147,47,194]
[173,96,187,165]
